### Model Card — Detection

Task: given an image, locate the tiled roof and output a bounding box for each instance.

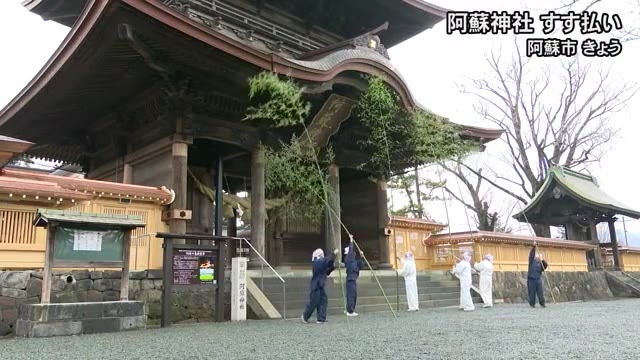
[390,216,446,230]
[427,230,596,250]
[0,169,174,205]
[514,167,640,220]
[33,209,146,228]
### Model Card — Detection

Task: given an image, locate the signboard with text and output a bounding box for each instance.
[172,248,217,285]
[231,257,248,321]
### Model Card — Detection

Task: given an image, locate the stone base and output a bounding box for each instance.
[15,301,146,338]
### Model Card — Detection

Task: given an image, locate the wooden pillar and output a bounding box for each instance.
[327,164,341,263]
[120,231,132,301]
[122,163,133,184]
[228,209,238,237]
[214,155,224,237]
[41,224,56,304]
[170,138,191,238]
[198,168,214,234]
[249,145,266,267]
[377,180,392,269]
[609,218,620,270]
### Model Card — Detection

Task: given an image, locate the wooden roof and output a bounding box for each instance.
[514,167,640,224]
[0,0,502,166]
[34,208,146,228]
[390,216,447,231]
[0,168,175,205]
[0,135,34,168]
[426,230,597,250]
[24,0,448,48]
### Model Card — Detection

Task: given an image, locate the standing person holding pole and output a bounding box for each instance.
[302,248,339,324]
[452,252,475,312]
[527,241,548,308]
[398,252,419,312]
[344,236,362,317]
[474,254,494,308]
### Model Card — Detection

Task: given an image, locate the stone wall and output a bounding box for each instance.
[0,270,230,336]
[489,271,614,304]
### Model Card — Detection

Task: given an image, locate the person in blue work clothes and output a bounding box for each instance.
[528,241,549,308]
[344,235,363,317]
[302,247,338,324]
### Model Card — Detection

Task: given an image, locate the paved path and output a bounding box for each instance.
[2,299,638,359]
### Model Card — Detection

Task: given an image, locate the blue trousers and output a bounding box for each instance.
[527,278,545,306]
[346,280,357,313]
[303,288,328,321]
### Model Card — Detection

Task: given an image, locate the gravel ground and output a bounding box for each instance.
[2,299,639,360]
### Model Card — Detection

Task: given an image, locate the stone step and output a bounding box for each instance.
[289,299,465,319]
[253,271,455,281]
[266,290,462,305]
[252,276,457,287]
[252,278,460,292]
[260,285,461,300]
[255,280,460,294]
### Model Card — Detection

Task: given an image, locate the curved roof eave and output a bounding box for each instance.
[1,0,501,144]
[513,167,640,221]
[0,0,111,127]
[403,0,449,18]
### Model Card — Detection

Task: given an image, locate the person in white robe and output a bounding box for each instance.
[453,252,475,311]
[398,252,419,311]
[474,254,494,308]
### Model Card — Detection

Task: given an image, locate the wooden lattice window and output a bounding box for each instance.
[0,209,37,245]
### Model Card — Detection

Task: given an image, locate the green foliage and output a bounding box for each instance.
[243,72,329,218]
[388,171,445,218]
[245,72,311,127]
[264,139,333,219]
[354,76,472,180]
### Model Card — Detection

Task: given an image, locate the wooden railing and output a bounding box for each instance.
[0,201,167,270]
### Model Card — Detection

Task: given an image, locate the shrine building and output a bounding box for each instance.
[0,0,502,268]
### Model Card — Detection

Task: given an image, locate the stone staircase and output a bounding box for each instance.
[249,270,482,319]
[604,271,640,297]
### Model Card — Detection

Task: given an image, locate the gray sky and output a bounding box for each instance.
[0,0,638,238]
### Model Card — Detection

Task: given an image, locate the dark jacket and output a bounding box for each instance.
[527,246,548,280]
[344,242,361,281]
[310,252,336,291]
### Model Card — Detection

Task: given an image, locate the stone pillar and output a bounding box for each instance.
[377,180,392,269]
[249,145,266,267]
[169,137,192,238]
[608,219,620,270]
[122,163,133,184]
[327,164,341,263]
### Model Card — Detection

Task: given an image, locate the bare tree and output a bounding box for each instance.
[438,161,511,232]
[553,0,640,41]
[461,42,636,236]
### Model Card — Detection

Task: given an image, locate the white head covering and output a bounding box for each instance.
[405,252,414,261]
[484,254,494,262]
[312,248,324,261]
[462,252,472,262]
